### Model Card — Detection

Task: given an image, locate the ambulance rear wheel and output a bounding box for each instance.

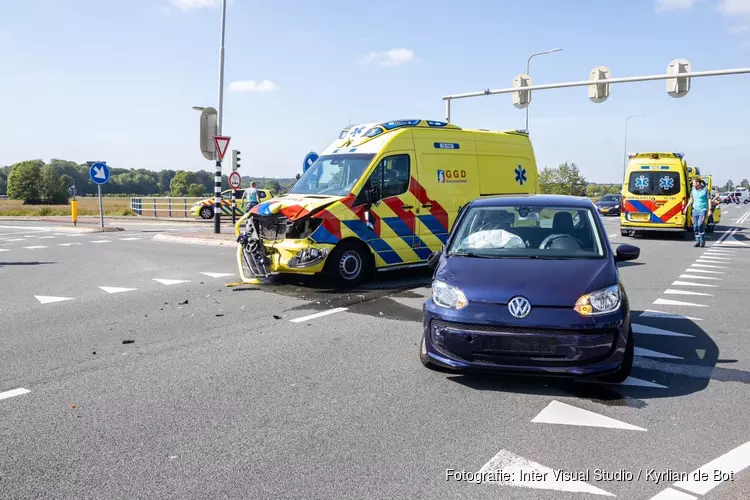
[199,207,214,220]
[326,241,372,287]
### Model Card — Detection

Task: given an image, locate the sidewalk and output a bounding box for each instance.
[152,231,238,246]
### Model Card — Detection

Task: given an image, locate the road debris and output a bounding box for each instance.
[216,314,224,317]
[273,315,282,320]
[178,299,188,305]
[122,340,135,344]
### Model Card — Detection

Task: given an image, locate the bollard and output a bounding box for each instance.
[71,200,78,226]
[153,198,157,217]
[168,198,172,217]
[184,198,188,219]
[231,190,236,225]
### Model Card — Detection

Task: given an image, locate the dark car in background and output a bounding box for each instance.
[421,195,640,383]
[594,194,622,216]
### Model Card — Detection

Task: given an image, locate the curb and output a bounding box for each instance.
[152,233,236,247]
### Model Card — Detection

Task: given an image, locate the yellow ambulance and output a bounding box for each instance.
[620,152,690,238]
[235,119,539,285]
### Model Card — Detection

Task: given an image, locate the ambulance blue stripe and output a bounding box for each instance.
[310,225,339,245]
[418,215,449,243]
[257,203,273,216]
[381,216,434,261]
[628,200,664,224]
[342,220,402,264]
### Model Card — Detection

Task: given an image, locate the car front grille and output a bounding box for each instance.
[257,215,289,242]
[431,319,614,336]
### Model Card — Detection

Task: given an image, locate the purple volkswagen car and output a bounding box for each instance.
[420,195,640,383]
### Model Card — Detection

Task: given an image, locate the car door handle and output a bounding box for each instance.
[401,205,414,210]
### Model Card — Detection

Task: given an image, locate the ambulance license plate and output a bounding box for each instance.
[630,213,649,222]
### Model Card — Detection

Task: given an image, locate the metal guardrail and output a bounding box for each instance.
[129,197,203,218]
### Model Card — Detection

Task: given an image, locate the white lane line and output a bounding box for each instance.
[476,450,615,496]
[90,240,111,244]
[289,307,348,323]
[691,263,728,269]
[722,210,728,214]
[200,272,235,278]
[672,441,750,496]
[679,274,722,280]
[0,388,30,401]
[649,488,697,499]
[153,279,190,286]
[531,400,646,431]
[654,298,708,307]
[641,310,702,321]
[686,268,724,275]
[0,249,9,252]
[608,233,616,238]
[23,246,47,249]
[633,323,693,337]
[99,286,137,294]
[672,280,717,288]
[6,238,24,242]
[664,289,713,296]
[34,295,74,304]
[37,236,56,239]
[120,237,141,241]
[58,243,82,246]
[634,347,683,360]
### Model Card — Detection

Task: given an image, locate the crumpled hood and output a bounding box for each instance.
[250,194,344,220]
[435,257,616,307]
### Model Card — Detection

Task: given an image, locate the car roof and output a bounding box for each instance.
[469,194,595,209]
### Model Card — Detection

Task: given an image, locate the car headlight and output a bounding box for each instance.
[614,204,620,208]
[574,285,621,316]
[432,280,468,310]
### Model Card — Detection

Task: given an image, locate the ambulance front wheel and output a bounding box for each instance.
[199,207,214,220]
[325,241,372,287]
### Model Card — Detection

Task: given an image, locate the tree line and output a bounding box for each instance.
[0,159,297,203]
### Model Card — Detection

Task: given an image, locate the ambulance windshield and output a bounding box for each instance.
[290,154,375,197]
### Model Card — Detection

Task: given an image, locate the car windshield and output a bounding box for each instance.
[289,154,375,197]
[447,205,605,259]
[599,195,620,202]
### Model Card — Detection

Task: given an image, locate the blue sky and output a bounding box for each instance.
[1,0,749,183]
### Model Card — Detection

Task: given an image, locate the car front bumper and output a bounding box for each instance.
[422,299,629,377]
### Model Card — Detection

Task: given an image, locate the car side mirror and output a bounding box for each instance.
[615,243,640,262]
[427,247,443,270]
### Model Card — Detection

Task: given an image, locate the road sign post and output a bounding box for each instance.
[303,152,319,174]
[212,136,231,233]
[229,171,241,226]
[88,162,110,229]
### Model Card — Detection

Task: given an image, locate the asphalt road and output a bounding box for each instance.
[1,207,749,500]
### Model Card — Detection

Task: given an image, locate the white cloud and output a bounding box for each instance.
[229,80,279,93]
[655,0,696,12]
[169,0,220,11]
[362,48,416,67]
[719,0,750,14]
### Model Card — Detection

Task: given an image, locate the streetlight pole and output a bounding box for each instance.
[525,48,562,131]
[213,0,228,234]
[623,114,646,180]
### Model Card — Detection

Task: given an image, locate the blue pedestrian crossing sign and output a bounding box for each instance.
[89,162,110,185]
[303,152,319,173]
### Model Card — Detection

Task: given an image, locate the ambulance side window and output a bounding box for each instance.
[362,154,410,202]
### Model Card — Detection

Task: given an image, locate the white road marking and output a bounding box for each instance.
[477,450,615,496]
[153,279,191,286]
[23,246,47,250]
[0,249,8,252]
[649,488,697,499]
[679,274,722,280]
[672,441,750,495]
[575,376,668,388]
[691,263,728,269]
[6,238,24,241]
[608,233,616,238]
[722,210,728,214]
[289,307,348,323]
[634,347,683,360]
[0,388,30,401]
[686,268,724,274]
[654,298,708,307]
[633,323,694,337]
[698,254,731,260]
[200,272,235,278]
[703,249,735,254]
[91,240,111,244]
[531,400,646,431]
[34,295,74,304]
[58,243,82,246]
[37,236,55,239]
[99,286,137,294]
[641,310,702,321]
[120,237,141,241]
[664,289,713,296]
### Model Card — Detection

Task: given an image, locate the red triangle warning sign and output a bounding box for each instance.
[213,136,231,161]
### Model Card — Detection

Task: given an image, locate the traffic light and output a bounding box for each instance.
[588,66,611,103]
[512,73,531,109]
[232,149,241,171]
[667,59,691,98]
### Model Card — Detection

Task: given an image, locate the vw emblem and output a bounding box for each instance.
[508,296,532,319]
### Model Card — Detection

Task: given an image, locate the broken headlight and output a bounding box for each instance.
[286,217,323,240]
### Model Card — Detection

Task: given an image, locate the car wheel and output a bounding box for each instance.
[199,206,214,220]
[325,240,372,287]
[599,325,633,384]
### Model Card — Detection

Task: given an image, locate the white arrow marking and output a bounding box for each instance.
[531,400,646,431]
[635,347,683,360]
[200,272,235,278]
[672,280,717,288]
[640,310,702,321]
[649,487,699,499]
[673,441,750,496]
[633,323,693,338]
[93,166,106,179]
[654,298,708,307]
[477,450,615,496]
[153,279,190,286]
[0,388,30,401]
[34,295,74,304]
[99,286,137,294]
[664,289,713,296]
